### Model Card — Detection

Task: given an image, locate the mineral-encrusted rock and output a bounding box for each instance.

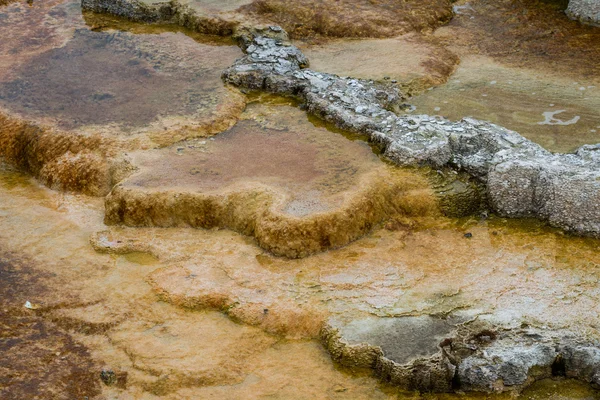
[561,343,600,386]
[222,31,600,238]
[567,0,600,26]
[323,315,600,393]
[322,316,458,392]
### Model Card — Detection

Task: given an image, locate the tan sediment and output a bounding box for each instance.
[0,169,399,398]
[4,161,597,395]
[131,214,600,341]
[148,264,327,338]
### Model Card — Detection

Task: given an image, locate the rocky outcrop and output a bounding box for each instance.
[76,1,600,238]
[323,315,600,393]
[222,30,600,238]
[567,0,600,26]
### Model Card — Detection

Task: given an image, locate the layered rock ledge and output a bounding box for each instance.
[104,103,439,258]
[81,0,454,39]
[221,29,600,239]
[75,0,600,238]
[98,217,600,393]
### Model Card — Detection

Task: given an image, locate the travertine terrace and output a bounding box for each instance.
[0,0,245,195]
[105,102,438,257]
[2,0,600,398]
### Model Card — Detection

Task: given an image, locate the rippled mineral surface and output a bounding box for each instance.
[1,0,600,398]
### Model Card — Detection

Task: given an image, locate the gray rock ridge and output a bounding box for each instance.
[322,315,600,393]
[81,0,174,23]
[81,0,241,35]
[222,32,600,239]
[567,0,600,26]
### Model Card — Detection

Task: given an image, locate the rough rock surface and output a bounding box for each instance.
[221,30,600,238]
[323,315,600,393]
[567,0,600,26]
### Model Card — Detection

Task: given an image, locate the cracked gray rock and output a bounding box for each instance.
[567,0,600,26]
[222,32,600,239]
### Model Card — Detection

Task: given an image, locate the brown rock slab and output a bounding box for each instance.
[105,103,439,257]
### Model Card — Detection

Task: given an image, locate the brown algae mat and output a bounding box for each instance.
[238,0,454,39]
